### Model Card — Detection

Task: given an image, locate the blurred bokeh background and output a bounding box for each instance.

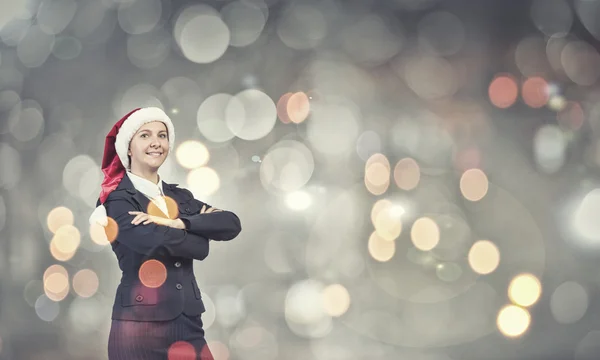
[2,0,600,359]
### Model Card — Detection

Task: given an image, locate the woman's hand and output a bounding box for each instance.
[200,205,223,214]
[128,211,185,229]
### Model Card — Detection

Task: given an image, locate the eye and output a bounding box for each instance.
[140,133,148,138]
[160,134,167,138]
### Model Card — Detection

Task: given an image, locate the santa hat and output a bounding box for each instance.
[88,107,175,226]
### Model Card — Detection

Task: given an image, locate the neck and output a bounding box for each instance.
[129,167,159,184]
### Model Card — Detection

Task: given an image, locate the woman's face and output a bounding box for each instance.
[127,121,169,171]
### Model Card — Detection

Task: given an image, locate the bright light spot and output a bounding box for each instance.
[497,305,531,338]
[460,168,489,202]
[393,157,420,191]
[51,224,81,254]
[468,240,500,275]
[489,75,518,108]
[285,191,312,211]
[89,217,119,245]
[196,93,236,143]
[147,195,179,219]
[176,13,230,64]
[43,264,69,302]
[410,217,440,251]
[46,206,74,234]
[322,284,350,317]
[370,199,393,226]
[187,167,220,197]
[260,140,315,193]
[368,231,395,262]
[508,273,542,307]
[287,92,310,124]
[373,205,402,241]
[365,153,390,196]
[534,124,566,174]
[72,269,99,298]
[139,259,167,288]
[285,280,327,324]
[572,188,600,245]
[50,239,75,262]
[176,140,210,169]
[547,95,567,111]
[276,92,293,124]
[168,341,196,359]
[225,89,277,141]
[522,77,549,108]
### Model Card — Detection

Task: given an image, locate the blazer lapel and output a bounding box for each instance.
[118,175,154,214]
[162,183,184,219]
[118,175,181,218]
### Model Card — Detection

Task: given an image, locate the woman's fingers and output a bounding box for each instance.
[131,213,149,225]
[130,211,171,226]
[200,205,206,213]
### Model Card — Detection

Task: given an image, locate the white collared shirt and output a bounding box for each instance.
[126,171,170,217]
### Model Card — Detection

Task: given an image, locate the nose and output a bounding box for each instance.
[150,136,160,147]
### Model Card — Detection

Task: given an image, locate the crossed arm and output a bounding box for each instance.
[105,198,211,260]
[128,202,242,241]
[178,200,242,241]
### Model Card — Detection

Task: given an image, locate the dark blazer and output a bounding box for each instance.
[101,174,241,322]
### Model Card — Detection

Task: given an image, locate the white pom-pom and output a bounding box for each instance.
[89,204,108,227]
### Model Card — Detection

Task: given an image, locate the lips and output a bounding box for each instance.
[146,151,163,157]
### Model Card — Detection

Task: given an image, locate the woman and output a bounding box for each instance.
[89,107,242,359]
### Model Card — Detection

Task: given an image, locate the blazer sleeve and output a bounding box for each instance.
[177,193,242,241]
[105,197,210,260]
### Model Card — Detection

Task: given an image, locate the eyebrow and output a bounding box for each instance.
[139,129,167,134]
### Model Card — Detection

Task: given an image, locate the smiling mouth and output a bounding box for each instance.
[146,151,163,157]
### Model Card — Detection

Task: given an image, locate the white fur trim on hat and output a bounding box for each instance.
[115,107,175,170]
[89,204,108,227]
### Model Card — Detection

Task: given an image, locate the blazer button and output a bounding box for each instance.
[176,283,183,290]
[185,207,191,212]
[135,295,144,302]
[174,261,181,268]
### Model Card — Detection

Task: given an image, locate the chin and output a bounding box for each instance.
[145,161,165,169]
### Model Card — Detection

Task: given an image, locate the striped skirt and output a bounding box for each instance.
[108,313,213,360]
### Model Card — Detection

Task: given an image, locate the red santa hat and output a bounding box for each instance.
[88,107,175,226]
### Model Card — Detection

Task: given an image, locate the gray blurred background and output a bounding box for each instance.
[2,0,600,359]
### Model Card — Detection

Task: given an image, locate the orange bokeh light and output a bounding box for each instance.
[89,217,119,245]
[287,92,310,124]
[139,260,167,288]
[393,157,420,191]
[365,153,390,195]
[46,206,74,234]
[489,75,518,108]
[147,196,179,219]
[168,341,196,360]
[72,269,99,298]
[276,92,293,124]
[522,77,549,108]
